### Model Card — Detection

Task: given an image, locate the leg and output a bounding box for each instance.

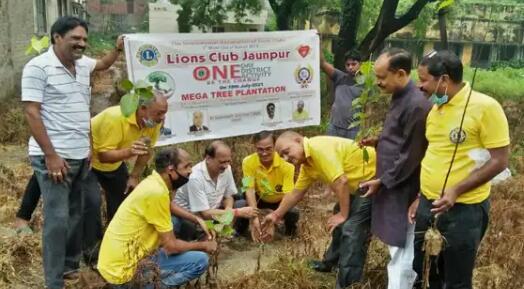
[336,196,372,289]
[82,170,103,266]
[283,207,299,236]
[15,173,41,227]
[233,199,249,235]
[172,216,200,241]
[310,202,342,271]
[387,223,417,289]
[154,250,209,287]
[93,163,129,223]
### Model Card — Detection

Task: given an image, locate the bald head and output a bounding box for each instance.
[275,131,305,166]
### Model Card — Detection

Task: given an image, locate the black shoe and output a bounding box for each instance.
[308,260,333,273]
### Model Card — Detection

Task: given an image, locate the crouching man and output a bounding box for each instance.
[97,147,217,288]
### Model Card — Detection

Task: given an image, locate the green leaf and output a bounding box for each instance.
[134,79,151,89]
[260,179,273,195]
[120,79,134,91]
[348,121,360,129]
[437,0,454,11]
[220,225,235,237]
[351,98,361,107]
[139,89,155,100]
[25,43,35,56]
[120,93,139,117]
[214,223,224,233]
[363,148,370,163]
[205,220,215,230]
[353,112,366,120]
[215,210,234,225]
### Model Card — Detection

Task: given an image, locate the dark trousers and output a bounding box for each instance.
[172,216,202,241]
[233,198,300,236]
[320,195,372,289]
[413,195,490,289]
[16,173,41,221]
[92,163,129,222]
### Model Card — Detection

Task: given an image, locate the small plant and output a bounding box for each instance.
[119,79,155,117]
[25,35,49,56]
[204,210,235,288]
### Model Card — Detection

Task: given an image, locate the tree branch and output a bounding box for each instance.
[392,0,433,31]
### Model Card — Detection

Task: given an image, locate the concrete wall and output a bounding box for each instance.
[0,0,36,100]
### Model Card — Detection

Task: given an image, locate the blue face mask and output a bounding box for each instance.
[429,77,449,107]
[142,118,157,128]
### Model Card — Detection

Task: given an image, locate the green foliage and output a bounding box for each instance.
[463,67,524,102]
[86,32,117,56]
[119,79,155,117]
[206,210,235,237]
[490,60,524,70]
[437,0,455,11]
[25,35,49,56]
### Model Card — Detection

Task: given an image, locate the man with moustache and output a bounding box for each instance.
[359,48,432,289]
[21,16,123,289]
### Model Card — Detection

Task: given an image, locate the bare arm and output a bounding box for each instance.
[320,51,335,79]
[129,153,151,178]
[222,195,234,210]
[98,148,133,163]
[330,175,351,218]
[24,102,55,156]
[245,188,258,208]
[198,208,232,220]
[170,202,199,224]
[94,35,124,71]
[158,231,213,255]
[273,187,307,218]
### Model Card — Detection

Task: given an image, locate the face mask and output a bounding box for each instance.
[429,77,449,107]
[170,169,190,189]
[142,118,157,128]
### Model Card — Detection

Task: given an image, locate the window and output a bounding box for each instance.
[471,44,492,68]
[498,45,517,61]
[212,26,225,33]
[35,0,47,34]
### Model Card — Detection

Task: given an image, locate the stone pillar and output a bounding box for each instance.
[462,43,473,66]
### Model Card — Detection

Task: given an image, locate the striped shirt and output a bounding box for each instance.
[21,46,97,159]
[175,161,238,212]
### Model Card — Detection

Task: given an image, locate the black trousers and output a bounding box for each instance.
[413,195,490,289]
[234,198,300,236]
[16,173,41,221]
[92,163,129,223]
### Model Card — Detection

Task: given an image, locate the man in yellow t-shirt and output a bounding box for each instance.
[413,50,510,289]
[292,100,309,121]
[262,131,376,289]
[238,131,298,242]
[98,147,217,288]
[90,95,167,222]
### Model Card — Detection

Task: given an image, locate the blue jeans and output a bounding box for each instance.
[327,123,358,139]
[31,156,90,289]
[109,250,209,289]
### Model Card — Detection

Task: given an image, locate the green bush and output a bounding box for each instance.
[463,67,524,102]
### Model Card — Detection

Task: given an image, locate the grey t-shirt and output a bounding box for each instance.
[329,69,363,129]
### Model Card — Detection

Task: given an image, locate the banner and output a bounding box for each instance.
[124,30,320,145]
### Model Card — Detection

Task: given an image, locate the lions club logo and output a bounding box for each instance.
[137,44,160,67]
[294,65,313,88]
[449,127,467,144]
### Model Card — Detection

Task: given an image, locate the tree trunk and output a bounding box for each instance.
[334,0,363,70]
[268,0,296,31]
[438,8,448,50]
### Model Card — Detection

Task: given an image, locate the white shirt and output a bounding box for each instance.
[21,46,97,159]
[175,160,238,212]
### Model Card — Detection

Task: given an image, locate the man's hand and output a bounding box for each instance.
[359,137,378,148]
[260,212,279,241]
[327,212,346,233]
[431,188,459,215]
[115,35,125,51]
[129,140,149,156]
[235,207,259,218]
[125,175,139,194]
[201,240,218,254]
[408,197,420,224]
[196,217,215,240]
[360,179,381,198]
[45,153,70,183]
[250,218,262,243]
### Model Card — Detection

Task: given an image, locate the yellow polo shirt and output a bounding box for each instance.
[242,152,295,203]
[98,170,173,284]
[91,106,161,172]
[294,136,376,192]
[421,82,510,204]
[292,110,309,121]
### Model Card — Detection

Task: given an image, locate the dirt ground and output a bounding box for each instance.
[0,144,523,289]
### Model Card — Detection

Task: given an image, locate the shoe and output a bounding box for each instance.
[63,270,80,280]
[308,260,333,273]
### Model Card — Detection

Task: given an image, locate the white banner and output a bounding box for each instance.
[124,30,320,145]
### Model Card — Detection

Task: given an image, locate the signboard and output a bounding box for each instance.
[124,30,320,145]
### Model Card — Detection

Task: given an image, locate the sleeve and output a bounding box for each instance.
[479,100,510,149]
[294,165,316,191]
[242,158,256,190]
[331,68,346,84]
[92,116,122,153]
[82,56,98,73]
[143,193,173,233]
[281,164,295,194]
[380,103,430,190]
[311,146,345,184]
[21,64,47,103]
[186,178,211,213]
[224,167,238,197]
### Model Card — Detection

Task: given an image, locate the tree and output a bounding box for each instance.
[436,0,455,50]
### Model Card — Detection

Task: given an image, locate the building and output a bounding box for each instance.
[86,0,148,33]
[0,0,87,100]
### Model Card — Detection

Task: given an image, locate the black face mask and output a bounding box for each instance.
[170,170,189,189]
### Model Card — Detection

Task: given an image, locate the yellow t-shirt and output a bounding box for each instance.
[421,83,510,204]
[292,110,309,121]
[294,136,376,192]
[97,171,173,284]
[91,106,161,172]
[242,152,295,203]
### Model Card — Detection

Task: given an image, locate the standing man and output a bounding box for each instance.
[320,50,362,139]
[21,16,123,289]
[174,141,257,225]
[238,131,299,241]
[90,96,167,222]
[359,48,432,289]
[262,131,376,289]
[98,147,217,288]
[413,50,510,289]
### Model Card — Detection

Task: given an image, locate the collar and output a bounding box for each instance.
[303,137,311,160]
[392,80,415,99]
[256,152,282,171]
[445,82,470,107]
[126,111,140,128]
[48,45,88,69]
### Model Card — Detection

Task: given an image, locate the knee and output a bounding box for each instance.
[192,251,209,274]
